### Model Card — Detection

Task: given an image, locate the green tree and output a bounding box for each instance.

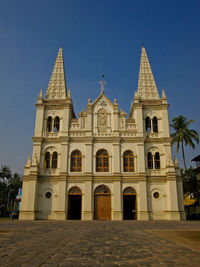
[0,165,22,213]
[170,115,199,169]
[182,167,198,194]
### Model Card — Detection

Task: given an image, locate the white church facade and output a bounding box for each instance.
[19,47,186,221]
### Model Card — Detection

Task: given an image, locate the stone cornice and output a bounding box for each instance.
[145,137,171,143]
[94,176,121,182]
[32,137,43,143]
[35,103,45,108]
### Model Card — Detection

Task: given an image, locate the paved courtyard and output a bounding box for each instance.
[0,220,200,266]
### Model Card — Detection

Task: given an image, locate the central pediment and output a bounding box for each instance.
[92,92,114,113]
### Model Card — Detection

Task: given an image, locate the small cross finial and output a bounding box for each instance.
[98,74,107,93]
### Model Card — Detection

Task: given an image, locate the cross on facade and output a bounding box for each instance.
[98,74,107,93]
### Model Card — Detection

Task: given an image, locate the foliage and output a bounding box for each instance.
[181,167,198,195]
[170,115,199,169]
[0,165,22,215]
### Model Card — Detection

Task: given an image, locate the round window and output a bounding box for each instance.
[45,192,52,199]
[153,192,160,199]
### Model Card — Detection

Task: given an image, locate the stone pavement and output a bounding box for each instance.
[0,220,200,266]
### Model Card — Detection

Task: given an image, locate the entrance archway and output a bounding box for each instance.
[68,186,82,220]
[94,185,111,220]
[123,187,137,220]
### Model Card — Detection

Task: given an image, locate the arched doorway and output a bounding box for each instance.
[68,186,82,220]
[123,187,137,220]
[94,185,111,220]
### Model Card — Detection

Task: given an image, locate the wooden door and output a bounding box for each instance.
[94,195,111,220]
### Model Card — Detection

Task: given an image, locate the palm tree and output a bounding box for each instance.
[170,115,199,169]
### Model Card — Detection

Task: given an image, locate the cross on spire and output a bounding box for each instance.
[98,74,107,93]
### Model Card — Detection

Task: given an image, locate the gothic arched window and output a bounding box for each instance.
[147,152,153,169]
[45,152,50,169]
[154,152,160,169]
[145,117,151,132]
[47,116,52,132]
[123,150,134,172]
[96,149,109,172]
[54,116,60,132]
[52,152,58,169]
[71,150,82,172]
[152,117,158,132]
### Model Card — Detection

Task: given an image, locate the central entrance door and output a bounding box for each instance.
[94,185,111,220]
[123,187,137,220]
[68,186,82,220]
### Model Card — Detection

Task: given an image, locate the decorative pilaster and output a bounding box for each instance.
[138,179,149,220]
[19,155,39,220]
[82,181,93,220]
[113,181,122,220]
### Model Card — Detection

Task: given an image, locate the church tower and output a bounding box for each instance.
[19,48,75,220]
[129,47,185,220]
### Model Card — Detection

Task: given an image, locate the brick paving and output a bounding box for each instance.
[0,220,200,266]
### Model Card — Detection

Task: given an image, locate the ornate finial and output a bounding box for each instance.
[88,98,91,104]
[162,88,167,99]
[25,156,31,168]
[114,98,117,104]
[67,88,71,98]
[39,88,43,98]
[98,74,107,93]
[174,156,180,168]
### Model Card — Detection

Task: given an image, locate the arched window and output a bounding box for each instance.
[52,152,58,169]
[71,150,82,172]
[47,116,52,132]
[94,184,110,194]
[147,152,153,169]
[154,152,160,169]
[123,150,134,172]
[145,117,151,132]
[45,152,50,169]
[123,187,136,195]
[152,117,158,132]
[96,149,109,172]
[68,186,82,195]
[54,116,60,132]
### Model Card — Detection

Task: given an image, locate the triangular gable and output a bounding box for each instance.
[92,91,114,108]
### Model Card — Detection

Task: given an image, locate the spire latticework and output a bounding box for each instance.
[137,47,160,100]
[45,48,67,100]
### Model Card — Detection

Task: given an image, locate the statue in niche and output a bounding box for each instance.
[98,108,107,133]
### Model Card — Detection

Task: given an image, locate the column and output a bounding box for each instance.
[165,177,181,220]
[138,180,149,220]
[82,180,93,220]
[113,181,122,220]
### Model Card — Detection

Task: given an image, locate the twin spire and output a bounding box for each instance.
[137,46,160,100]
[45,48,67,100]
[44,46,163,101]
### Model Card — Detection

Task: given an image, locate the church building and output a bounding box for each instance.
[19,47,186,221]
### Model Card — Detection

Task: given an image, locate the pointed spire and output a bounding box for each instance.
[137,47,160,100]
[45,48,67,100]
[67,87,71,99]
[39,88,43,98]
[174,156,180,168]
[25,156,31,168]
[37,88,43,103]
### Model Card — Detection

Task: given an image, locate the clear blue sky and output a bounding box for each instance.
[0,0,199,174]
